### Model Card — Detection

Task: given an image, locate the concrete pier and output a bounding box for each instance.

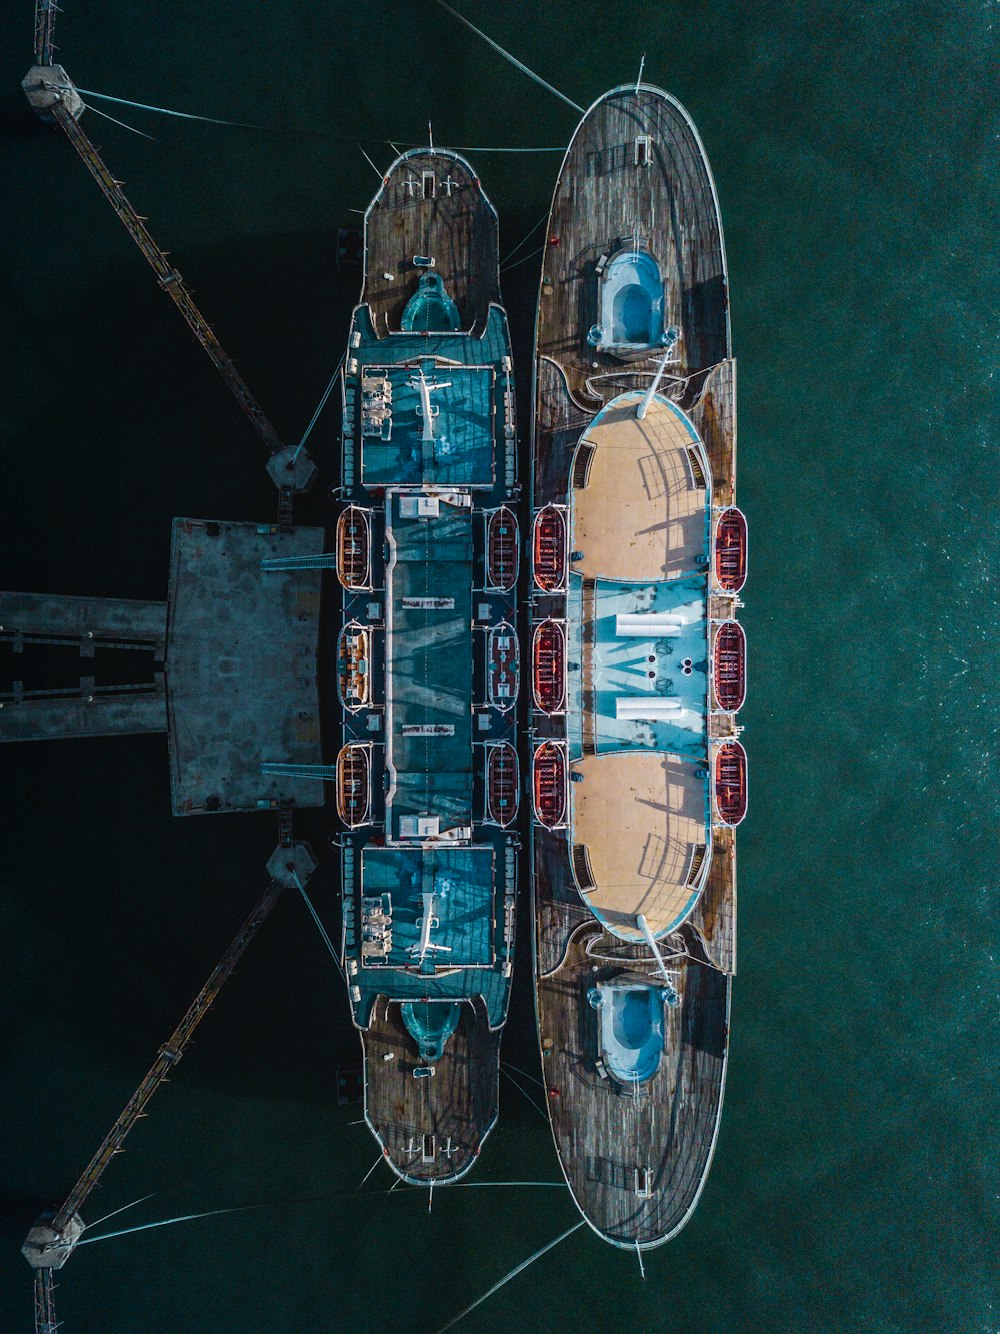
[0,592,168,742]
[166,519,324,815]
[0,591,167,651]
[0,692,166,743]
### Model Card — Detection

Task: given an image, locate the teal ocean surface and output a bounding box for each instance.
[1,2,996,1329]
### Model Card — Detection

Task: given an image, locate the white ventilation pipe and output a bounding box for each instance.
[615,697,681,720]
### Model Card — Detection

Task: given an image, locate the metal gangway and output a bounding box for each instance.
[52,100,285,457]
[22,0,316,492]
[22,871,292,1330]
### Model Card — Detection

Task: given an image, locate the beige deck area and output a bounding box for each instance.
[572,396,707,582]
[570,752,705,937]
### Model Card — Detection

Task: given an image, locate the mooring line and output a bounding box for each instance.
[292,871,347,983]
[436,1220,585,1331]
[501,242,546,273]
[500,213,549,266]
[83,101,157,140]
[82,1193,158,1232]
[499,1065,548,1119]
[77,1203,262,1246]
[74,87,408,145]
[430,1,583,112]
[501,1060,546,1090]
[448,145,566,152]
[71,86,563,153]
[295,351,345,459]
[381,1180,564,1195]
[357,1154,384,1190]
[358,145,384,180]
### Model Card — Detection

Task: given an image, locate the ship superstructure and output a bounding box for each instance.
[336,150,520,1183]
[530,86,744,1246]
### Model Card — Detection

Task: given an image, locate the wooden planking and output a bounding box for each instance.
[689,826,737,975]
[689,358,737,509]
[362,996,500,1183]
[535,826,598,978]
[363,152,498,337]
[535,89,728,420]
[536,922,729,1246]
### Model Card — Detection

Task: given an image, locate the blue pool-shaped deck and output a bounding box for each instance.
[594,250,665,351]
[590,983,668,1085]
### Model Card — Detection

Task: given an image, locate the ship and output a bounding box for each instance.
[335,148,521,1183]
[529,85,745,1246]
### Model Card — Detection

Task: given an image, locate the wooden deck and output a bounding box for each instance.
[689,358,737,509]
[570,752,706,937]
[362,996,501,1183]
[572,397,706,581]
[362,151,499,337]
[531,86,737,1247]
[535,894,730,1246]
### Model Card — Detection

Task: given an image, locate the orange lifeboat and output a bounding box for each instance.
[336,744,371,828]
[532,619,566,714]
[533,505,566,592]
[337,506,371,591]
[487,506,519,591]
[713,621,746,712]
[715,740,747,826]
[714,506,747,593]
[532,742,567,828]
[487,742,519,827]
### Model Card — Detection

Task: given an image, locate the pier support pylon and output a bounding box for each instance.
[22,1213,84,1271]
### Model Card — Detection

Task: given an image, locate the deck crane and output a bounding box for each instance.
[22,1,317,502]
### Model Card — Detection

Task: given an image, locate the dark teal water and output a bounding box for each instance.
[1,2,997,1330]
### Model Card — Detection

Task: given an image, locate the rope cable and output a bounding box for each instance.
[500,212,549,266]
[499,1065,548,1120]
[83,101,157,141]
[436,1220,585,1332]
[72,87,562,152]
[292,871,347,983]
[501,242,546,273]
[430,0,583,113]
[294,352,345,460]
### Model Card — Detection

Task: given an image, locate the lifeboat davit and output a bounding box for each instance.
[337,505,371,591]
[533,505,566,592]
[714,506,747,593]
[532,619,566,714]
[487,621,519,711]
[713,620,746,712]
[487,742,520,827]
[487,506,519,591]
[336,744,371,828]
[532,742,567,829]
[714,740,747,827]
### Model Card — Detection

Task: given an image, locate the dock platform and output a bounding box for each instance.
[166,519,324,815]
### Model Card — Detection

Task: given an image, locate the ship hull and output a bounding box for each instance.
[530,86,739,1246]
[336,149,520,1185]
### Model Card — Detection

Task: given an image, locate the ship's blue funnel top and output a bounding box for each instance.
[400,999,462,1062]
[401,271,461,332]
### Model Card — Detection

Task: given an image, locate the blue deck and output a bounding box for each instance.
[565,573,709,760]
[347,304,511,492]
[385,494,474,836]
[345,845,513,1030]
